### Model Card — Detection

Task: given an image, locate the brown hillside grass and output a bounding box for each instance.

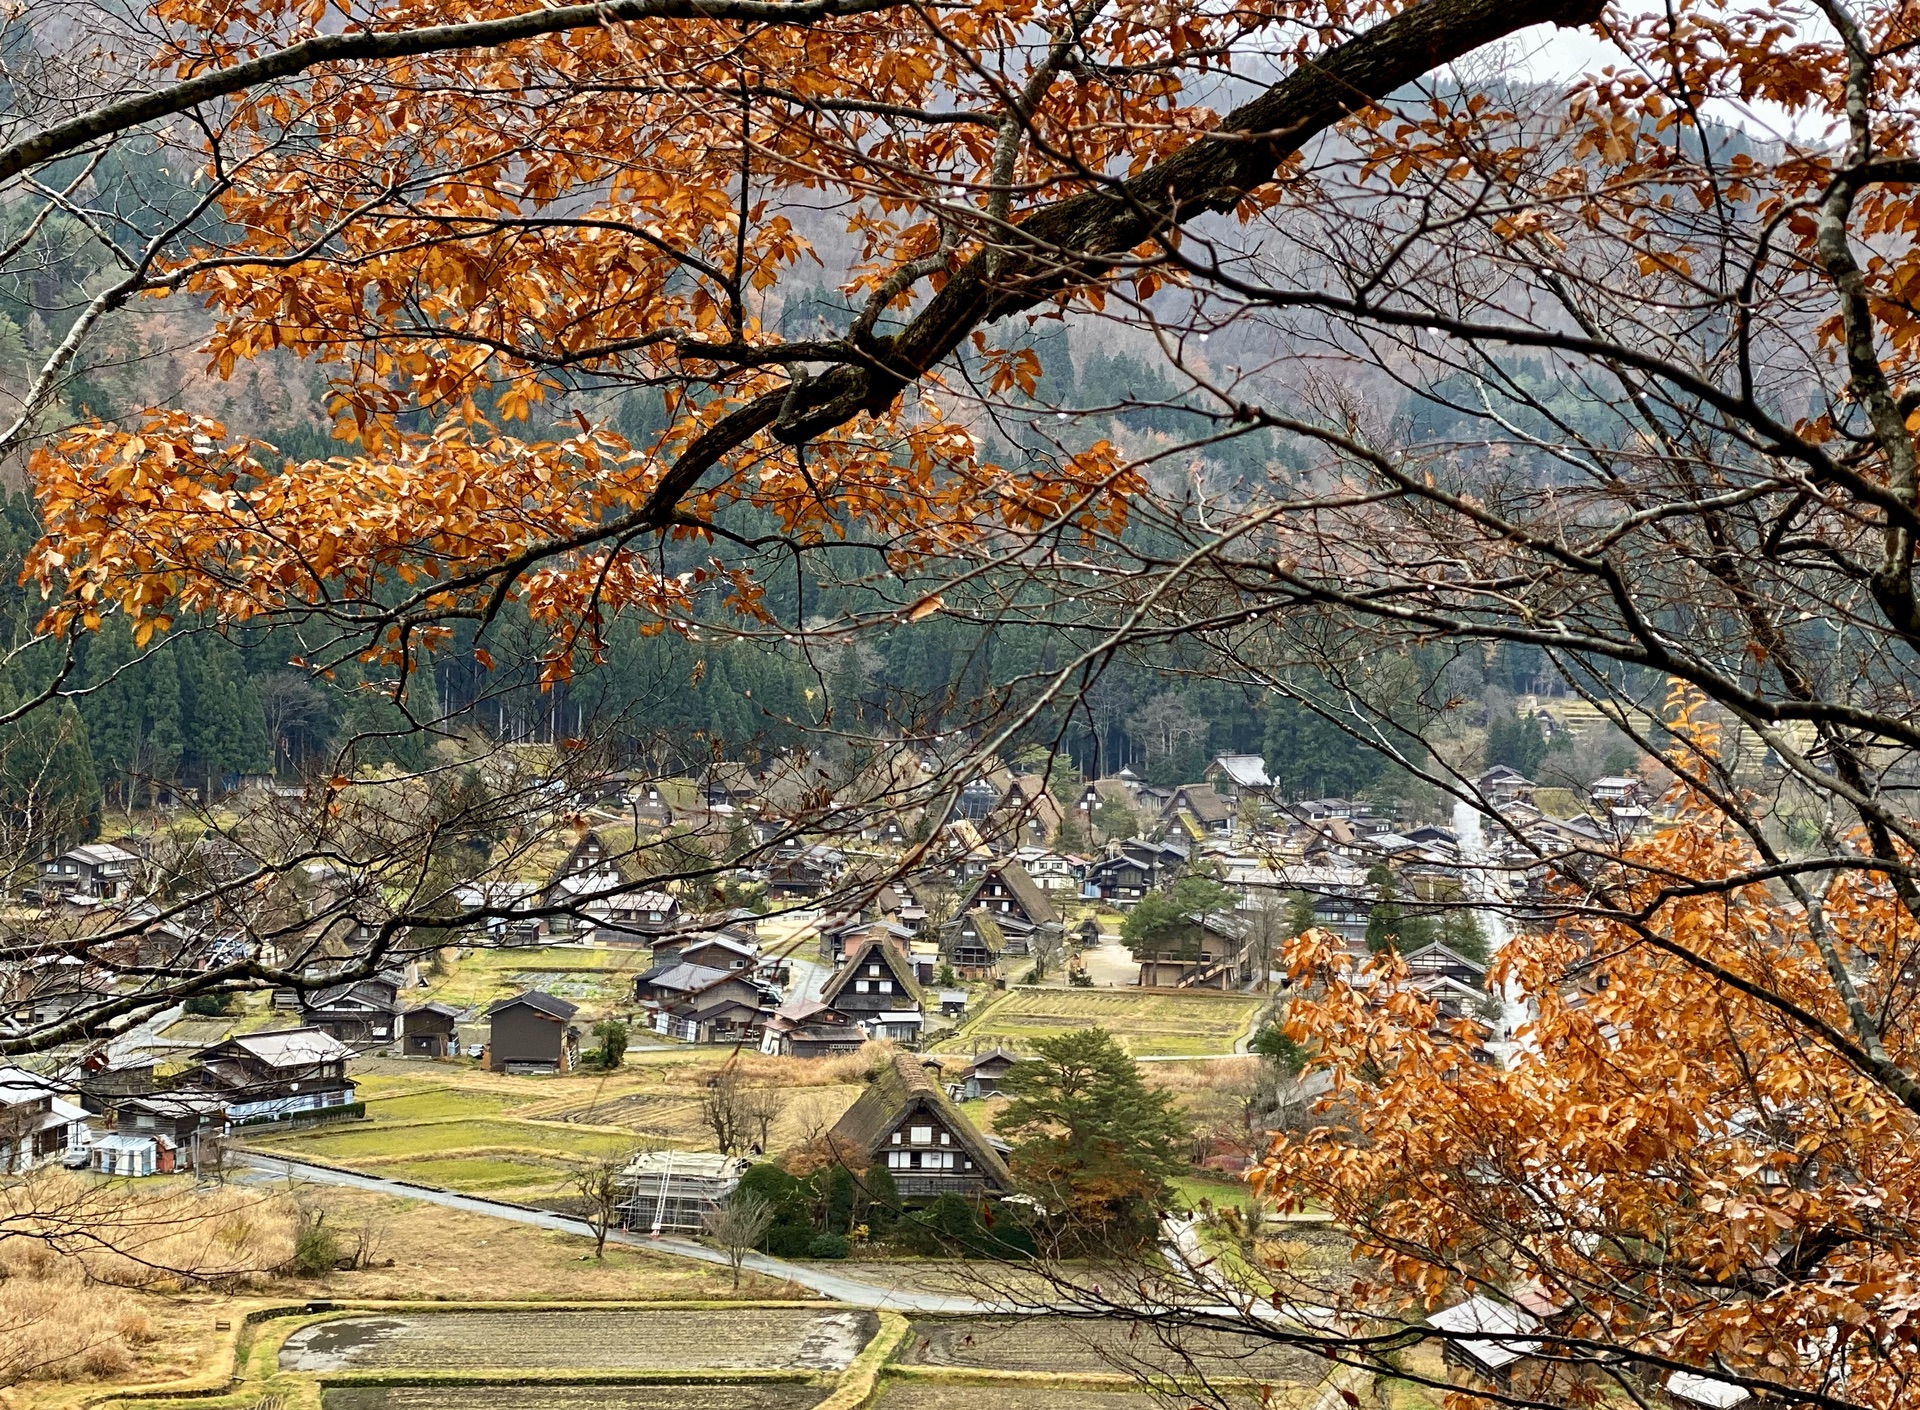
[0,1172,295,1388]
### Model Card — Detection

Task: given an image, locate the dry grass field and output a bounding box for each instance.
[933,988,1264,1058]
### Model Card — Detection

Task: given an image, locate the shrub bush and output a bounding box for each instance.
[764,1222,813,1258]
[292,1214,342,1274]
[806,1232,849,1259]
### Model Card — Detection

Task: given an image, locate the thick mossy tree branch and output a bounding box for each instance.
[645,0,1606,510]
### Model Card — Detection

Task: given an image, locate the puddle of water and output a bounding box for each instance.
[282,1318,409,1372]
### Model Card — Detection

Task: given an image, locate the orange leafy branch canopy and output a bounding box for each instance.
[21,0,1591,662]
[1256,694,1920,1406]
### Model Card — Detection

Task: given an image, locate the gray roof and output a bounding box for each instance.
[638,961,734,994]
[487,990,578,1020]
[1209,754,1270,788]
[226,1028,353,1067]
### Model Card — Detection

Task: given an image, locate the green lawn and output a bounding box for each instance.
[1169,1173,1263,1214]
[385,1155,572,1192]
[419,943,651,1010]
[354,1079,519,1124]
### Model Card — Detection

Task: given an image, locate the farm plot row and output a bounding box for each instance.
[283,1309,877,1373]
[937,989,1263,1057]
[900,1316,1321,1382]
[325,1387,823,1410]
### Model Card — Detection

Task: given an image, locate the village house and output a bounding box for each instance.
[484,990,580,1073]
[1087,837,1188,906]
[1204,753,1271,802]
[983,775,1065,847]
[1476,765,1536,808]
[585,889,681,943]
[641,964,779,1044]
[178,1028,358,1125]
[1074,773,1144,828]
[648,928,761,973]
[299,973,404,1045]
[942,909,1004,978]
[871,810,922,848]
[1402,941,1489,989]
[0,1066,90,1173]
[826,1049,1013,1201]
[695,760,761,810]
[397,1001,461,1057]
[763,843,845,899]
[37,842,141,903]
[1587,774,1645,807]
[1428,1296,1553,1401]
[959,1047,1020,1099]
[1134,909,1253,989]
[1009,846,1081,893]
[759,998,867,1058]
[952,859,1059,959]
[92,1091,229,1176]
[955,772,1010,821]
[1161,783,1234,840]
[821,936,925,1044]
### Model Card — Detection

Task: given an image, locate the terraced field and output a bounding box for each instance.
[874,1389,1154,1410]
[325,1387,823,1410]
[250,1117,634,1163]
[283,1308,876,1373]
[934,988,1263,1057]
[899,1316,1320,1382]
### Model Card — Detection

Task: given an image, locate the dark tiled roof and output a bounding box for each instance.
[487,989,578,1020]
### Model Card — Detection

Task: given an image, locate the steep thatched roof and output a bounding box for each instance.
[820,934,925,1007]
[827,1049,1013,1190]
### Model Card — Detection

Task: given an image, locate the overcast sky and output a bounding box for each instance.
[1507,7,1831,142]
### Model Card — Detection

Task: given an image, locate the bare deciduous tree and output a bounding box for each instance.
[701,1192,775,1291]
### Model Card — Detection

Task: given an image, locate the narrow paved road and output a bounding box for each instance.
[236,1152,994,1313]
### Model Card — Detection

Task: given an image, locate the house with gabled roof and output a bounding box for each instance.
[1204,754,1271,800]
[942,908,1005,978]
[826,1049,1012,1201]
[960,1047,1021,1099]
[759,997,867,1058]
[299,973,404,1046]
[38,842,141,902]
[1087,837,1188,906]
[1401,941,1488,988]
[398,1002,461,1057]
[178,1027,357,1124]
[0,1066,90,1173]
[485,990,580,1073]
[646,967,779,1044]
[1162,783,1235,837]
[821,936,924,1044]
[1476,765,1535,807]
[984,775,1064,847]
[956,859,1058,931]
